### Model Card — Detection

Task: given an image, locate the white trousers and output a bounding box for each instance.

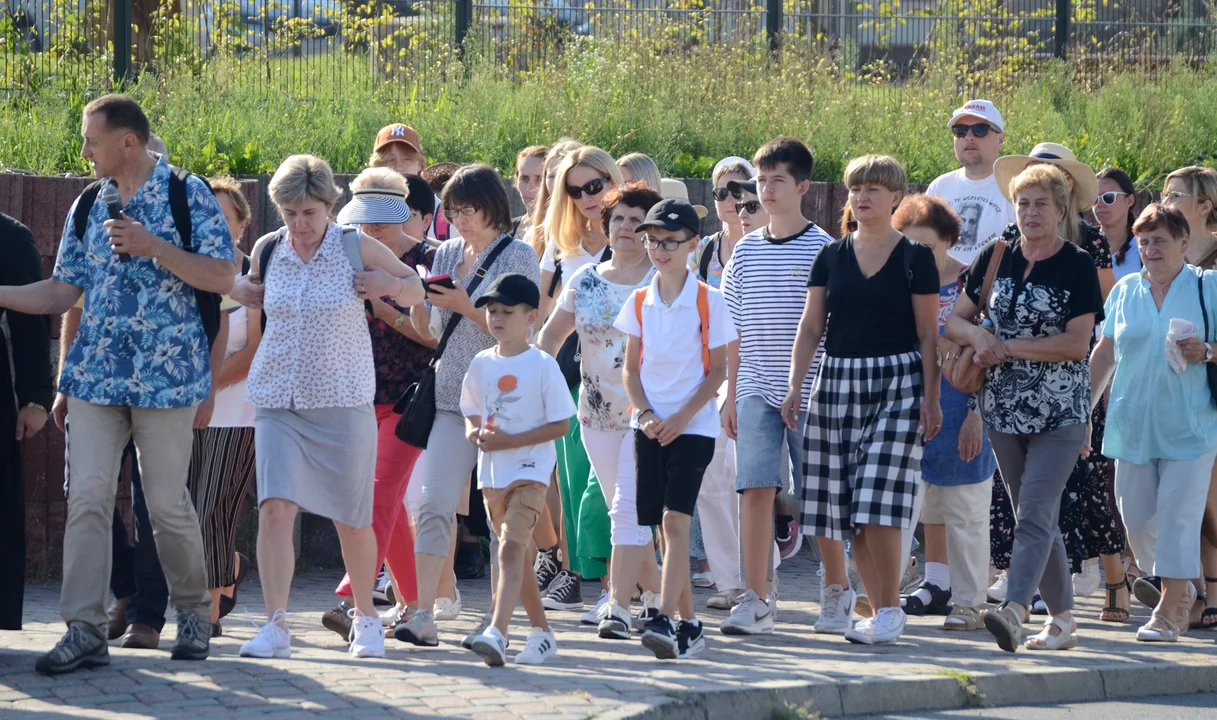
[582,428,651,547]
[1115,450,1217,580]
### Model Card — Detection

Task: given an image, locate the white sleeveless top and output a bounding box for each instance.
[211,269,256,427]
[246,224,375,410]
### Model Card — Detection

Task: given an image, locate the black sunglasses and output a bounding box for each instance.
[711,187,745,202]
[952,123,994,139]
[735,200,761,215]
[1096,191,1130,206]
[566,177,609,200]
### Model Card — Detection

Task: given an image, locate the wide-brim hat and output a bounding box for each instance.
[993,142,1099,211]
[336,188,412,225]
[660,178,708,218]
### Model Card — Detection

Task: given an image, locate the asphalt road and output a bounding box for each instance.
[850,692,1217,719]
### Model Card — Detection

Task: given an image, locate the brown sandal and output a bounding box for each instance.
[1100,579,1131,623]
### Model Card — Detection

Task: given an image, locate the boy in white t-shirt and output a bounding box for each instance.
[460,273,576,666]
[613,199,737,659]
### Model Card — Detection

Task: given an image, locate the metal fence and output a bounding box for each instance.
[2,0,1214,99]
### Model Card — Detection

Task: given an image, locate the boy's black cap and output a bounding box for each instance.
[726,179,757,196]
[474,273,540,310]
[634,198,701,237]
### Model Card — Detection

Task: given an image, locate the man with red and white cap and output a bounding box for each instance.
[925,100,1014,264]
[369,123,427,177]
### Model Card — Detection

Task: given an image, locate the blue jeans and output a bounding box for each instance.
[734,394,806,498]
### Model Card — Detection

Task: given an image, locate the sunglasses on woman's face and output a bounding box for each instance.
[951,123,993,139]
[735,200,761,215]
[711,187,744,202]
[1095,191,1129,206]
[566,177,609,200]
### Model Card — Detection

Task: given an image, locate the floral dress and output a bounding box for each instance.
[989,221,1125,573]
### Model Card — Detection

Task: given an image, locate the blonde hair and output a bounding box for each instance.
[1010,164,1075,243]
[545,146,623,259]
[269,155,342,210]
[616,153,662,192]
[368,145,427,172]
[1165,165,1217,230]
[843,154,908,194]
[208,175,251,225]
[528,139,583,257]
[350,166,409,195]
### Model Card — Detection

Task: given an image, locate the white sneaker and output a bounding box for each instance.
[843,614,876,644]
[347,608,385,658]
[988,573,1009,603]
[814,584,856,634]
[434,589,462,621]
[720,589,775,635]
[470,627,508,667]
[372,568,392,605]
[240,610,292,658]
[581,590,611,626]
[1072,558,1101,598]
[868,607,907,644]
[514,627,557,665]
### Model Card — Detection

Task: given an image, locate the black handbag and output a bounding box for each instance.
[550,245,612,389]
[393,237,514,448]
[1195,269,1217,407]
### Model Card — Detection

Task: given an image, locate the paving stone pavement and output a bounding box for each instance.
[3,548,1217,719]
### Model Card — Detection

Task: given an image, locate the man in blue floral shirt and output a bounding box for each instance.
[0,95,235,673]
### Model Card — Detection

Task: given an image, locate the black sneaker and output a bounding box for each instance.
[676,619,706,658]
[171,611,210,661]
[640,613,678,659]
[322,601,354,639]
[534,546,561,594]
[541,570,583,611]
[35,624,110,675]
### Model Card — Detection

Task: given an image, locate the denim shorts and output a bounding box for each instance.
[734,394,805,496]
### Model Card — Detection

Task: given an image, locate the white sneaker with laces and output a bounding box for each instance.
[240,609,292,659]
[581,590,611,626]
[868,607,907,644]
[514,628,558,665]
[720,589,775,635]
[988,573,1009,603]
[844,614,877,644]
[1072,558,1101,597]
[434,589,462,621]
[632,591,660,631]
[470,627,508,667]
[814,584,856,634]
[347,608,385,658]
[372,569,391,604]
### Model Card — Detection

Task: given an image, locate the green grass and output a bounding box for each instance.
[3,41,1217,185]
[936,668,986,707]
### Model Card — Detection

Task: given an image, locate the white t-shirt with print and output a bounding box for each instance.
[459,346,577,490]
[540,241,609,284]
[925,168,1016,265]
[612,273,738,439]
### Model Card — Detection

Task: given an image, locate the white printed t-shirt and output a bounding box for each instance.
[612,272,737,439]
[925,168,1016,265]
[460,346,577,490]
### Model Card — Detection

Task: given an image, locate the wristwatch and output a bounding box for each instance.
[392,313,408,330]
[23,402,48,414]
[1206,343,1214,363]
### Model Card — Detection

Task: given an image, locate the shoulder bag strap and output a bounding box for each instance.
[975,240,1007,321]
[433,236,514,362]
[1199,269,1211,344]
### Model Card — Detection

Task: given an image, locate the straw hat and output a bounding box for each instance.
[993,143,1099,211]
[660,178,708,218]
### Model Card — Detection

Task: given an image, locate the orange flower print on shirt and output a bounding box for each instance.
[488,374,521,425]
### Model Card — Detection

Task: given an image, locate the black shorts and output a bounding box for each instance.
[634,431,715,526]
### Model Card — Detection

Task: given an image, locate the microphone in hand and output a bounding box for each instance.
[100,182,129,262]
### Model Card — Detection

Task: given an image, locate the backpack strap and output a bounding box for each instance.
[340,225,365,271]
[72,181,105,241]
[168,166,208,251]
[696,280,711,376]
[634,287,647,358]
[699,236,716,282]
[548,257,563,298]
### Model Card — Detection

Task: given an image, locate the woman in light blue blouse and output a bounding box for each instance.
[1090,203,1217,643]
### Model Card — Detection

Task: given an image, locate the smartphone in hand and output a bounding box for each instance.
[424,274,456,293]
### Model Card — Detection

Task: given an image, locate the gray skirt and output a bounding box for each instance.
[255,405,377,528]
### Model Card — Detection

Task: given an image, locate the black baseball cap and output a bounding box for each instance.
[634,198,701,236]
[726,179,757,196]
[474,273,540,310]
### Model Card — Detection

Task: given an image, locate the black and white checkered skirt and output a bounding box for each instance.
[799,352,924,541]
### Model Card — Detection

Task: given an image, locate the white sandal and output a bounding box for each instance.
[1024,615,1078,650]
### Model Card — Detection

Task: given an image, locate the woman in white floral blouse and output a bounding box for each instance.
[538,182,663,639]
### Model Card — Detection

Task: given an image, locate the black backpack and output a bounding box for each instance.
[73,167,222,350]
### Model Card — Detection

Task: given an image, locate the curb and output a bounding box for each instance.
[599,659,1217,719]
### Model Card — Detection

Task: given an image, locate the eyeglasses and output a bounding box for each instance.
[951,123,994,139]
[735,200,762,215]
[642,234,693,251]
[1164,191,1194,202]
[565,177,609,200]
[711,187,745,202]
[1095,191,1129,206]
[444,205,479,221]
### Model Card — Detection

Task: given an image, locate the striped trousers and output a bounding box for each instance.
[188,426,257,589]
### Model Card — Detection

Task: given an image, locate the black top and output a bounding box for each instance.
[964,237,1104,435]
[0,212,53,426]
[808,235,939,358]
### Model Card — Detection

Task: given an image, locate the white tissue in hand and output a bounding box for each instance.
[1166,318,1199,374]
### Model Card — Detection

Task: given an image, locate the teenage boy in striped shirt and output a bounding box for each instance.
[720,137,838,635]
